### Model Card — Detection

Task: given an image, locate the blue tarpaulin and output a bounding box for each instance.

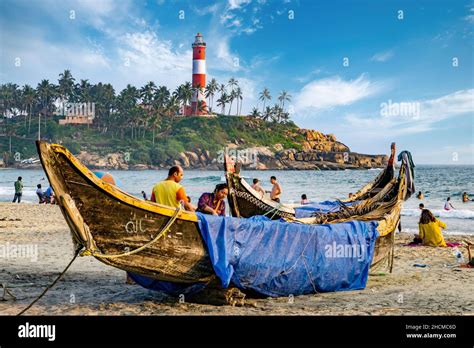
[196,213,379,297]
[295,200,360,218]
[126,272,207,296]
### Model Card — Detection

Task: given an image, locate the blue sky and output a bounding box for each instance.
[1,0,473,164]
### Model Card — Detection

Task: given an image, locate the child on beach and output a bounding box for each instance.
[418,209,447,247]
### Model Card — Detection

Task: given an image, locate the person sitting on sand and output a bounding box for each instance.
[301,194,309,205]
[270,176,282,203]
[197,184,228,216]
[348,192,354,199]
[36,184,45,204]
[150,165,195,211]
[416,191,424,200]
[418,209,447,247]
[44,185,55,204]
[462,192,473,203]
[251,178,266,197]
[444,197,455,211]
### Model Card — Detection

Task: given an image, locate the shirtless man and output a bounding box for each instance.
[270,176,282,203]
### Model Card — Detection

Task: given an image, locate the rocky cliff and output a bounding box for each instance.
[75,128,387,170]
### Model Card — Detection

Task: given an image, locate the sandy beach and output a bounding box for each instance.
[0,202,472,316]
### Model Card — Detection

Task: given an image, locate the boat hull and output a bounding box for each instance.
[36,141,214,284]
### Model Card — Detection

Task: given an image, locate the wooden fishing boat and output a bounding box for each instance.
[225,143,398,220]
[36,141,214,284]
[36,141,410,294]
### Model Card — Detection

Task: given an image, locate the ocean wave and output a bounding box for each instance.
[188,175,222,182]
[401,228,472,236]
[402,208,474,219]
[0,186,38,195]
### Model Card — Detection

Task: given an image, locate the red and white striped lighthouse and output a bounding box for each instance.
[190,33,207,115]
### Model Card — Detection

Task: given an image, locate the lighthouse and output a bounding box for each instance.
[190,33,207,115]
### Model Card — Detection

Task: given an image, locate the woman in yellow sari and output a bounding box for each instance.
[418,209,447,247]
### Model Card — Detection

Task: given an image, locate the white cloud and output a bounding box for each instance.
[219,0,263,35]
[370,50,394,62]
[116,31,191,89]
[292,74,385,113]
[343,89,474,137]
[194,3,220,16]
[464,14,474,23]
[211,36,242,72]
[228,0,252,10]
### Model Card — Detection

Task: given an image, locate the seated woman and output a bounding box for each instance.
[197,184,228,216]
[418,209,447,247]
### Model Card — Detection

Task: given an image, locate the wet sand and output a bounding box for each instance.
[1,203,473,315]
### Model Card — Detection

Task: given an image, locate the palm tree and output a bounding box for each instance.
[76,79,92,103]
[36,79,56,131]
[235,87,243,115]
[205,78,218,113]
[1,83,21,145]
[100,83,116,132]
[21,85,35,132]
[216,93,228,114]
[259,87,271,113]
[58,69,75,106]
[165,95,180,117]
[277,90,291,111]
[250,107,261,118]
[1,83,20,117]
[116,84,139,139]
[271,104,282,122]
[197,100,207,114]
[154,86,171,110]
[262,106,272,122]
[227,77,238,91]
[228,89,237,115]
[182,82,192,108]
[140,81,157,106]
[280,111,290,124]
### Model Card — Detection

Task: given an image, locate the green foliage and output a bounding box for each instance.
[1,114,307,164]
[62,140,81,154]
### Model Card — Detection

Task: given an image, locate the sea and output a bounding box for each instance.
[1,165,473,235]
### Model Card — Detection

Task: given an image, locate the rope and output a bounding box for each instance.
[17,247,81,316]
[261,203,282,219]
[269,203,283,220]
[80,205,182,259]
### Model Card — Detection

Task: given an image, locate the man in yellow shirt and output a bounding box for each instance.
[150,166,195,211]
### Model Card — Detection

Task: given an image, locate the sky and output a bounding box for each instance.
[0,0,473,164]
